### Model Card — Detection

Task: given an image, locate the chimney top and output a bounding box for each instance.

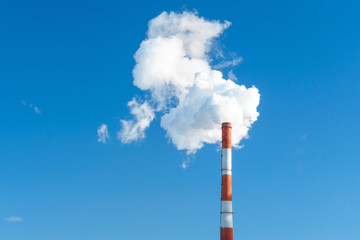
[222,122,232,129]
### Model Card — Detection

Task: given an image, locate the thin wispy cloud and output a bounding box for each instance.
[5,217,23,223]
[21,100,41,114]
[97,124,110,143]
[227,70,237,81]
[213,57,243,69]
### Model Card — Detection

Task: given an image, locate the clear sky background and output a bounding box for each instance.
[1,0,360,239]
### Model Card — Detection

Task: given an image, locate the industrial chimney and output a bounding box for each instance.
[221,122,233,240]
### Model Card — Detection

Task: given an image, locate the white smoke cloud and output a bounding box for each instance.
[97,124,110,143]
[119,11,260,154]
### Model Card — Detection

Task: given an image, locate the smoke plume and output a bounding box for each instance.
[119,11,260,154]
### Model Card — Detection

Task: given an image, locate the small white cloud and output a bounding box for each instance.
[97,124,110,143]
[5,217,23,223]
[232,144,244,150]
[21,100,26,106]
[118,99,155,143]
[181,159,191,169]
[34,107,41,114]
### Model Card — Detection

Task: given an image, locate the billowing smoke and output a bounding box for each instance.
[119,11,260,154]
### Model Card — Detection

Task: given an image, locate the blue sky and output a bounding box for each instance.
[1,0,360,239]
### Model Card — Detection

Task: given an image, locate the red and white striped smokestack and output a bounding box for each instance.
[221,122,233,240]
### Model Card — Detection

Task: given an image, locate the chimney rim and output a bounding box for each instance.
[221,122,232,129]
